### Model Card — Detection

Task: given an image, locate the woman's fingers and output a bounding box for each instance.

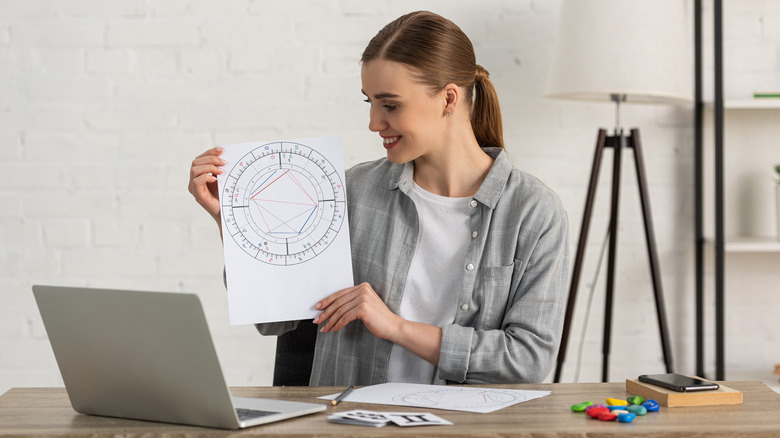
[314,283,401,339]
[313,285,360,326]
[188,147,227,220]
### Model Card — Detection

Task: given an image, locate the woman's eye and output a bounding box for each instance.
[383,104,397,112]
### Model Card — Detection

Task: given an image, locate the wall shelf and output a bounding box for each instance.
[725,99,780,109]
[725,238,780,253]
[704,99,780,109]
[704,238,780,253]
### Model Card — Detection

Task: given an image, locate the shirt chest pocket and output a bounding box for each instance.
[474,259,526,330]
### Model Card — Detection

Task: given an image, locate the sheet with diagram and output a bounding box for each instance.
[320,382,551,414]
[217,136,353,325]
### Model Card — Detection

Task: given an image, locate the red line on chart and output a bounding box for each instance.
[287,172,316,204]
[253,203,271,231]
[250,170,290,199]
[252,199,315,207]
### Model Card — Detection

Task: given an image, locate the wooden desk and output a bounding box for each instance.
[2,381,779,437]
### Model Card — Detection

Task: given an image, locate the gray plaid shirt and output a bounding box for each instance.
[258,147,569,385]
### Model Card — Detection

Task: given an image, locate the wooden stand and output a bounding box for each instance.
[626,378,742,407]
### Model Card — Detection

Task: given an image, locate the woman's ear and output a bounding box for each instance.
[443,83,459,117]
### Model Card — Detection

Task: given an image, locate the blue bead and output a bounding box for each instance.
[618,412,637,423]
[642,399,660,412]
[608,405,627,411]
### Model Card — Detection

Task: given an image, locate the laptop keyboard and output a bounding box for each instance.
[236,408,281,422]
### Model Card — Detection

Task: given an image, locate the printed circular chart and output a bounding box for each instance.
[391,387,525,411]
[222,141,346,266]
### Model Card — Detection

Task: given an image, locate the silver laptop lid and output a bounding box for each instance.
[33,285,243,429]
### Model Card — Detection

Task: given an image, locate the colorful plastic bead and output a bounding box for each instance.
[608,405,628,411]
[598,411,618,421]
[586,406,609,419]
[618,412,637,423]
[642,399,660,412]
[606,397,628,406]
[627,395,645,405]
[626,405,647,416]
[571,401,593,412]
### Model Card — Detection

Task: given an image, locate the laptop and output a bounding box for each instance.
[32,285,326,430]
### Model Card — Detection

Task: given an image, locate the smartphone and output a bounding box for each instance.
[638,373,719,392]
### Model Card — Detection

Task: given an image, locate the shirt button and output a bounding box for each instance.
[466,263,474,271]
[471,231,478,238]
[461,304,469,311]
[470,200,478,208]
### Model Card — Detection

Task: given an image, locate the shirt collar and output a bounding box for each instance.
[388,147,512,209]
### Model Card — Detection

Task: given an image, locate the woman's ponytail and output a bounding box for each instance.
[471,65,504,150]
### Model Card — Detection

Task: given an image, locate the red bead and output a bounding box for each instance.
[598,412,618,421]
[586,406,609,419]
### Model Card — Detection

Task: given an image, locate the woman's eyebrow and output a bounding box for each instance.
[361,90,401,100]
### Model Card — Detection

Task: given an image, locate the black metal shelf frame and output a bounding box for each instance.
[694,0,725,381]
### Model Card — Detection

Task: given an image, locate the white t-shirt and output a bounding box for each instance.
[386,181,472,384]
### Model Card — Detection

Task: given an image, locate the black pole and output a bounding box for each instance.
[713,0,725,381]
[553,129,608,383]
[694,0,705,378]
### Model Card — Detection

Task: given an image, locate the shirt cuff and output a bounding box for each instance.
[438,324,474,383]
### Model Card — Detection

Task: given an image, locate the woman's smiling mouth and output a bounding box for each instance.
[382,136,401,149]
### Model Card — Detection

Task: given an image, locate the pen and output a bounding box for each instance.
[331,385,354,406]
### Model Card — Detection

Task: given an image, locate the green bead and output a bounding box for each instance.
[627,395,646,405]
[571,401,593,412]
[626,404,648,416]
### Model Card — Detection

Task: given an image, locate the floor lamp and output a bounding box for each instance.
[545,0,693,382]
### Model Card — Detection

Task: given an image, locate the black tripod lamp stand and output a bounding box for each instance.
[545,0,693,382]
[556,96,675,383]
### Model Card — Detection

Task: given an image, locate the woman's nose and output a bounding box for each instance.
[367,107,387,132]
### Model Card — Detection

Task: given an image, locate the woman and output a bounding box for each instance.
[188,11,569,386]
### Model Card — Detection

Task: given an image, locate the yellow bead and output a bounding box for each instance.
[606,397,628,406]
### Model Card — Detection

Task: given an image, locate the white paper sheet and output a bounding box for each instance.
[217,136,353,325]
[319,383,551,414]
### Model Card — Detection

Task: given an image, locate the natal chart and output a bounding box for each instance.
[221,141,347,266]
[391,387,527,412]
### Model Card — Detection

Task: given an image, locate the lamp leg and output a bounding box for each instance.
[553,129,608,383]
[602,134,624,382]
[629,128,674,373]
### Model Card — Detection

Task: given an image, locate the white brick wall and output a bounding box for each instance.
[1,0,779,396]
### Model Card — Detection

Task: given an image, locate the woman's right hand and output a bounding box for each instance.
[188,147,226,226]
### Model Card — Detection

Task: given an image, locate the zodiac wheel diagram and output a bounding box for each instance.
[391,388,524,410]
[222,141,346,266]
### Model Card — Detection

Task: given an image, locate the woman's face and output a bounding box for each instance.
[360,59,448,164]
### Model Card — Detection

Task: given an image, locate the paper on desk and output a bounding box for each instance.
[319,382,550,414]
[217,136,353,325]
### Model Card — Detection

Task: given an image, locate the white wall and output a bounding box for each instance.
[2,0,779,395]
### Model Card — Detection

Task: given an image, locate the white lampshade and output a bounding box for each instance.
[546,0,693,105]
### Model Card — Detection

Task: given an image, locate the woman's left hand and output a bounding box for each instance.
[313,282,402,340]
